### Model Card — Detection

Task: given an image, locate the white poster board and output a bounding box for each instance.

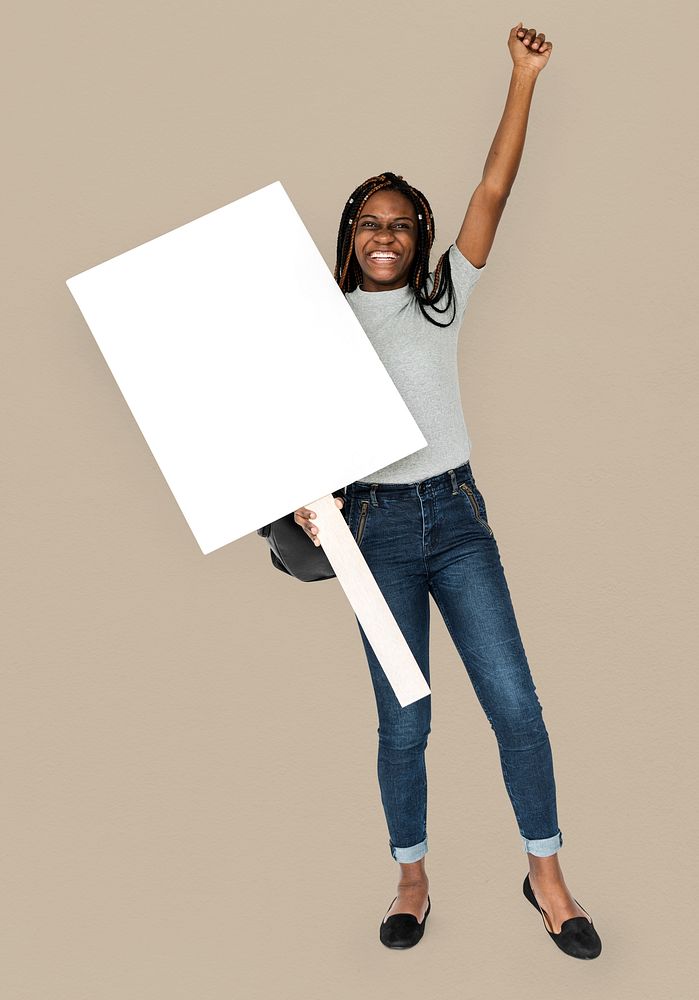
[66,181,427,555]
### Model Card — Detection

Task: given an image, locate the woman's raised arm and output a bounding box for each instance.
[456,22,554,270]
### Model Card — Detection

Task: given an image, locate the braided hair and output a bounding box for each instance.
[333,171,457,329]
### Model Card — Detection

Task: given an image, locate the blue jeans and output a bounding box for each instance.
[343,461,563,862]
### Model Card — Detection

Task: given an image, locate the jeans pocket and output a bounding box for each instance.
[459,482,494,537]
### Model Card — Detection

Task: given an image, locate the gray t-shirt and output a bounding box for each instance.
[345,242,484,483]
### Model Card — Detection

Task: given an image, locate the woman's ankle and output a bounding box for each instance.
[398,857,428,886]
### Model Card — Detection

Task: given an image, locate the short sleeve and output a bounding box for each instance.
[448,242,484,322]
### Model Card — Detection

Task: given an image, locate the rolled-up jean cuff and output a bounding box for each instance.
[521,829,563,856]
[390,836,428,863]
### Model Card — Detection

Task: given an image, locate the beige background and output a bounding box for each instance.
[4,1,697,997]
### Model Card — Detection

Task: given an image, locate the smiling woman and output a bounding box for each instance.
[298,20,602,961]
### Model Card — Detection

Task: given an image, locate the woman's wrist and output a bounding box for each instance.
[511,63,540,85]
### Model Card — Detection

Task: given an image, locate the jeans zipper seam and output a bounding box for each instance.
[356,500,369,546]
[459,483,493,536]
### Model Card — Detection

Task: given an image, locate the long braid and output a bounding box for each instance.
[333,171,457,329]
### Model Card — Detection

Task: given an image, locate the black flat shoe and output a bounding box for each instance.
[379,894,431,949]
[523,873,602,959]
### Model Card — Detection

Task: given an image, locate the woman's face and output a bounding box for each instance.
[351,189,419,291]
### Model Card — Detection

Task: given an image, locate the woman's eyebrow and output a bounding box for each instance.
[358,214,414,221]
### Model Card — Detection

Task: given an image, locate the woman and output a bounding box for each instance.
[295,23,601,959]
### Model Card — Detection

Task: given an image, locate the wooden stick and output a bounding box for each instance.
[306,494,431,708]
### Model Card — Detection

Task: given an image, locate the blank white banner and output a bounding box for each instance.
[66,181,427,554]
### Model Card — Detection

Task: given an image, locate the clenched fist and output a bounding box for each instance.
[509,21,553,75]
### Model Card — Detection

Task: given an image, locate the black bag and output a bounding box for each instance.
[256,490,347,582]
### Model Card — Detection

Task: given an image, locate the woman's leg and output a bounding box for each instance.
[428,470,561,852]
[345,484,431,920]
[428,465,590,929]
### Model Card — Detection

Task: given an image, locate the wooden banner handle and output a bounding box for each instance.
[306,494,431,708]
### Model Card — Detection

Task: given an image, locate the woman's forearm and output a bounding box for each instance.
[482,66,539,199]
